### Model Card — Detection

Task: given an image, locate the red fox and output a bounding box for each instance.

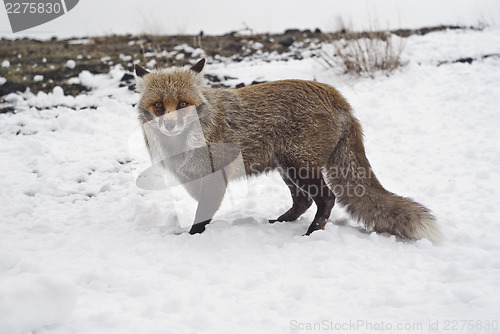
[134,58,443,244]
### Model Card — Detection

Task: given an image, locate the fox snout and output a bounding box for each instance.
[162,118,176,131]
[157,111,186,136]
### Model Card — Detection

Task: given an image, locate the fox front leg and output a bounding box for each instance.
[188,172,227,235]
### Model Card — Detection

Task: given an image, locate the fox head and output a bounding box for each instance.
[135,59,206,136]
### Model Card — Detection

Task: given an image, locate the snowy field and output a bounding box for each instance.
[1,28,500,333]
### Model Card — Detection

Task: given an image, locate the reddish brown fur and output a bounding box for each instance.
[134,60,444,243]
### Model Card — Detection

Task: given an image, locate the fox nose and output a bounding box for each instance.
[163,120,176,130]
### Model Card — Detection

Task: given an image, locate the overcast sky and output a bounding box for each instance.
[1,0,499,39]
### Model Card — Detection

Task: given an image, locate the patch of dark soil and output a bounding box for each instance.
[0,80,27,96]
[437,53,500,66]
[0,105,15,113]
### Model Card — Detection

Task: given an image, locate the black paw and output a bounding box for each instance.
[189,224,206,235]
[304,222,321,236]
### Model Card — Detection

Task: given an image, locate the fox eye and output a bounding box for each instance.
[153,102,163,109]
[178,101,188,109]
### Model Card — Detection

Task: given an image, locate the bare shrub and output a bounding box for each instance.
[320,19,407,78]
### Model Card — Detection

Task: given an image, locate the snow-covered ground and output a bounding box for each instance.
[1,28,500,333]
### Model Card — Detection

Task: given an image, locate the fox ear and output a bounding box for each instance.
[190,58,205,74]
[134,64,150,77]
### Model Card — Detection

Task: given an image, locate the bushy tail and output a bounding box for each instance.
[326,116,444,244]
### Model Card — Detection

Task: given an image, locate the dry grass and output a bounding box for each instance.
[320,19,407,78]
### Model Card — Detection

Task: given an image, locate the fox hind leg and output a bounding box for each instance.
[280,168,336,235]
[269,173,313,224]
[303,176,336,235]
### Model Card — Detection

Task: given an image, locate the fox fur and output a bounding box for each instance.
[134,58,444,244]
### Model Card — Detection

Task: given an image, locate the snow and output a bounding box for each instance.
[145,59,157,68]
[33,75,44,82]
[1,28,500,333]
[1,60,10,68]
[67,39,94,45]
[66,60,77,69]
[0,274,77,334]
